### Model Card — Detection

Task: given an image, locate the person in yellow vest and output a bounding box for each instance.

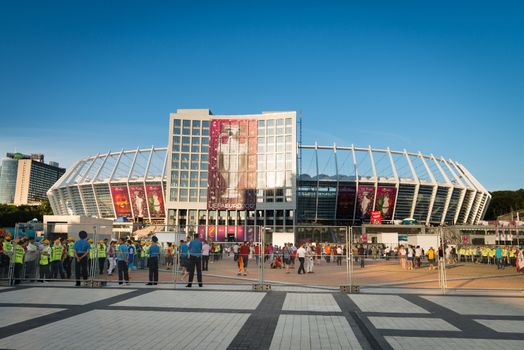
[97,240,106,275]
[427,246,436,271]
[12,238,26,285]
[88,239,95,274]
[489,247,496,265]
[50,239,65,280]
[63,238,75,279]
[39,239,51,282]
[1,234,13,279]
[139,241,146,269]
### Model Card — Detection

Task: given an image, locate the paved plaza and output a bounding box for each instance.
[0,283,524,349]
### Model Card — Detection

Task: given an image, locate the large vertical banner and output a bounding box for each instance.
[208,119,257,210]
[336,185,356,219]
[217,226,226,242]
[246,226,255,242]
[111,185,132,217]
[375,186,397,221]
[145,184,165,219]
[128,185,148,219]
[237,226,245,242]
[356,185,375,220]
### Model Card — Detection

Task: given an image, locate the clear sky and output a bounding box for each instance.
[1,1,522,191]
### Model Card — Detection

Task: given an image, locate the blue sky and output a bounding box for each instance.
[0,0,522,191]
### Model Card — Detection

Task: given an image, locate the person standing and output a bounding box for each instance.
[202,240,210,271]
[24,237,38,281]
[51,239,65,279]
[38,239,51,282]
[146,236,160,285]
[64,238,75,279]
[336,246,343,266]
[97,240,106,275]
[73,231,90,286]
[186,235,203,288]
[12,239,26,285]
[306,244,314,273]
[179,239,189,281]
[297,244,306,274]
[427,247,436,271]
[106,239,117,275]
[116,238,130,285]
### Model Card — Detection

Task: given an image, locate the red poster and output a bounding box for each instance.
[356,185,375,220]
[208,226,216,241]
[337,185,356,219]
[145,184,165,218]
[376,186,397,220]
[371,210,382,224]
[198,226,206,240]
[237,226,245,242]
[217,225,226,242]
[208,119,257,210]
[128,185,148,219]
[111,185,132,217]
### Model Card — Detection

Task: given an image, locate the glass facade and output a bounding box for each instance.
[0,159,18,204]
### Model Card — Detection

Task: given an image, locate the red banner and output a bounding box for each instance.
[237,226,245,242]
[208,226,216,241]
[208,119,257,210]
[145,184,165,218]
[376,186,397,220]
[111,185,132,217]
[356,185,375,220]
[246,226,255,242]
[217,225,226,242]
[128,185,148,219]
[371,210,382,224]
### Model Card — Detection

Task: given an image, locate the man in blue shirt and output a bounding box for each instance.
[146,236,160,285]
[73,231,91,286]
[186,235,203,288]
[495,246,504,270]
[116,238,130,285]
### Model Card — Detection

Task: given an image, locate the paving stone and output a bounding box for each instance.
[0,287,135,305]
[368,316,460,331]
[423,296,524,316]
[269,315,362,350]
[385,336,524,350]
[0,310,250,350]
[112,290,266,310]
[282,293,341,312]
[474,319,524,333]
[0,307,65,328]
[348,295,429,314]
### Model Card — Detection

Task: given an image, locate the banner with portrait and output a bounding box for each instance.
[111,185,132,218]
[356,185,375,220]
[207,119,257,211]
[375,186,397,221]
[145,184,165,218]
[128,185,148,219]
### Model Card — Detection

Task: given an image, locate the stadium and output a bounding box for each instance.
[47,109,491,241]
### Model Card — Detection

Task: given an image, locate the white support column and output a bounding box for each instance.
[92,151,112,218]
[333,144,339,221]
[368,146,378,211]
[387,148,400,222]
[351,144,358,225]
[404,150,419,219]
[431,155,453,225]
[440,157,466,225]
[143,147,155,223]
[449,159,476,224]
[314,143,319,223]
[159,147,168,220]
[419,153,437,225]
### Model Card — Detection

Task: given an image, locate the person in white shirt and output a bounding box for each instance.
[414,245,422,268]
[306,245,314,273]
[297,244,306,274]
[202,241,211,271]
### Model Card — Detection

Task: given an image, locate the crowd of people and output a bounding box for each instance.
[3,231,524,288]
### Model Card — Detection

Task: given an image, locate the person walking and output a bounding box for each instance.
[146,236,160,285]
[297,244,306,274]
[116,238,130,285]
[73,231,90,286]
[106,239,117,275]
[238,242,250,276]
[186,235,203,288]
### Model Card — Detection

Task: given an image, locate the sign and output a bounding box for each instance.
[370,210,382,224]
[111,185,132,217]
[398,234,408,242]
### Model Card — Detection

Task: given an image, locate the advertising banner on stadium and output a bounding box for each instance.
[207,119,257,211]
[111,185,132,218]
[128,185,148,219]
[356,185,375,220]
[217,225,226,242]
[375,186,397,220]
[336,185,356,219]
[371,210,382,224]
[145,184,165,218]
[246,226,255,242]
[237,226,245,242]
[198,226,206,240]
[208,226,216,241]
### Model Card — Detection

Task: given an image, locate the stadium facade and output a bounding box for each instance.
[48,109,491,240]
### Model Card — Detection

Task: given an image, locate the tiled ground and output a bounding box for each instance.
[1,284,524,349]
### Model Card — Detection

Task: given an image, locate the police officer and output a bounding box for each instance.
[73,231,90,287]
[146,236,160,285]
